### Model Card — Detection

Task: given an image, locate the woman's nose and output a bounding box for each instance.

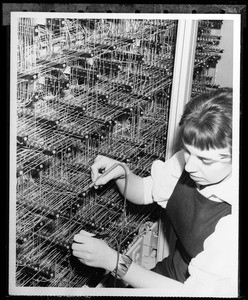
[185,155,199,173]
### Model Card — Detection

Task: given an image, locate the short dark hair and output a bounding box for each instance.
[179,88,233,151]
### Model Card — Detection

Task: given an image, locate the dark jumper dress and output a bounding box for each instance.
[151,170,231,283]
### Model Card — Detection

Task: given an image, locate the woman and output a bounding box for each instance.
[72,88,236,295]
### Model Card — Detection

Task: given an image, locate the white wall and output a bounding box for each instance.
[215,20,233,88]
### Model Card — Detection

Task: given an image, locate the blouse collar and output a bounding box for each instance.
[197,175,234,205]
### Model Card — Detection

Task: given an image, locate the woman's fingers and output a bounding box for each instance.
[72,232,117,271]
[72,250,81,258]
[72,249,88,265]
[91,156,118,185]
[91,156,107,182]
[79,229,94,237]
[71,242,88,252]
[73,233,92,244]
[90,155,128,188]
[72,237,102,265]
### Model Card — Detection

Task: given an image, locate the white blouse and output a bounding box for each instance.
[142,150,238,296]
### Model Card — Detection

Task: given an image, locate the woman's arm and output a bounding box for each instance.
[122,261,184,289]
[72,221,235,294]
[90,150,185,206]
[90,155,146,205]
[72,230,184,289]
[115,173,145,205]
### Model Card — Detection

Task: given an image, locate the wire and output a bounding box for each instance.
[80,161,129,286]
[107,162,129,287]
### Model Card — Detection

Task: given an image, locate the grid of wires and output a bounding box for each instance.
[192,20,224,97]
[15,17,177,287]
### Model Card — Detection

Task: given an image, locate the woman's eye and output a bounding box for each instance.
[201,160,214,166]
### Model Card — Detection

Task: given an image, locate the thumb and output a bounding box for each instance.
[94,164,124,186]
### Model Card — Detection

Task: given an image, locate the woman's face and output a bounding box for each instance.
[182,143,232,186]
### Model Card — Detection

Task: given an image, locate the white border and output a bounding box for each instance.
[9,12,240,297]
[231,15,240,295]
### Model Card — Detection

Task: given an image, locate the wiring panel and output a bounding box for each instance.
[15,17,178,287]
[192,20,225,97]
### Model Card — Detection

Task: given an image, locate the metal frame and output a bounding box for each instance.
[157,19,198,261]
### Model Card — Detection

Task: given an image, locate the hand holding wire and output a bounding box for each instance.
[90,156,130,189]
[89,162,120,189]
[72,229,118,272]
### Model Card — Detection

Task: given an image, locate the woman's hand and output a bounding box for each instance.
[72,230,118,271]
[91,155,127,188]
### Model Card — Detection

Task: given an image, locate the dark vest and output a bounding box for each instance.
[151,170,231,283]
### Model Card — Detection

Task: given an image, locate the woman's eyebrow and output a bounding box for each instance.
[182,145,214,161]
[196,155,216,162]
[182,144,231,161]
[197,153,231,162]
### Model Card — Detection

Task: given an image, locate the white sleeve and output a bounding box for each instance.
[183,215,238,297]
[143,150,185,208]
